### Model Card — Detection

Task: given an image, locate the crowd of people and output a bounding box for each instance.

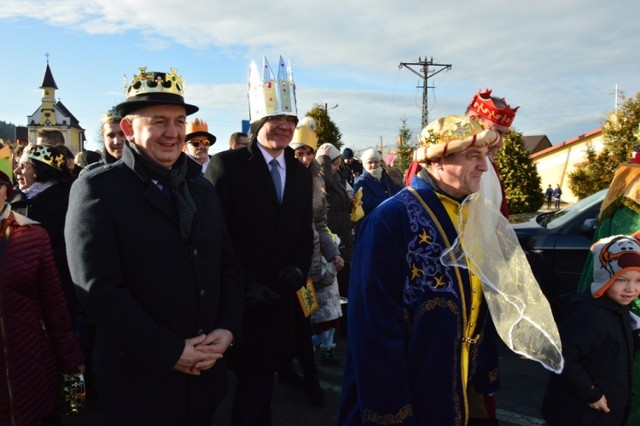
[1,57,639,426]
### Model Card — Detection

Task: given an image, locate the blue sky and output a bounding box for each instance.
[1,0,639,156]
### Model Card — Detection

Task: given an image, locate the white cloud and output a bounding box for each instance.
[2,0,640,152]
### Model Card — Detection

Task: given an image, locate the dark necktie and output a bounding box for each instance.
[269,159,282,204]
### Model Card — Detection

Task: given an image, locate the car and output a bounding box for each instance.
[512,188,607,309]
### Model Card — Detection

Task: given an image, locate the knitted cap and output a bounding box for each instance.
[385,154,396,166]
[591,232,640,298]
[361,148,381,164]
[318,143,342,161]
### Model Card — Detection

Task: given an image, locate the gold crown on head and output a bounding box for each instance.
[124,67,185,98]
[248,56,297,123]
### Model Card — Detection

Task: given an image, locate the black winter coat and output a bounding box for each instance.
[541,293,636,426]
[65,145,244,426]
[205,140,313,375]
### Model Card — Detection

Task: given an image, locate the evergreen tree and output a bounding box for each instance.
[569,92,640,198]
[305,104,343,150]
[495,129,544,214]
[396,118,416,173]
[0,120,16,141]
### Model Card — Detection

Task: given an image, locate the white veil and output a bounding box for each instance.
[441,193,564,373]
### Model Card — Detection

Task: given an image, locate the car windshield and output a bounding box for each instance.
[544,189,607,230]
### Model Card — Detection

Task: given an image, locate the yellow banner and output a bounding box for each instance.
[296,277,319,318]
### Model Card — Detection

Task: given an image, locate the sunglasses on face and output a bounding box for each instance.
[188,139,211,147]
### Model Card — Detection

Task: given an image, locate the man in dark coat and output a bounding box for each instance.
[65,67,243,426]
[205,55,314,425]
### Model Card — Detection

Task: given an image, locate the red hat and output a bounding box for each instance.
[0,170,13,201]
[467,89,519,127]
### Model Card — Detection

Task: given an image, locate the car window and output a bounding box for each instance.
[545,189,607,230]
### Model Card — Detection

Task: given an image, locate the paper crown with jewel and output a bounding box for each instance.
[185,118,216,144]
[248,56,297,126]
[467,89,519,127]
[21,144,66,171]
[115,67,199,116]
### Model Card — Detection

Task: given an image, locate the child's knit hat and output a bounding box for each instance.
[591,231,640,298]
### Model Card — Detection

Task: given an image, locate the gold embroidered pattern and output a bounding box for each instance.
[362,404,413,425]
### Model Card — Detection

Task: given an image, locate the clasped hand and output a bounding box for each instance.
[173,329,233,376]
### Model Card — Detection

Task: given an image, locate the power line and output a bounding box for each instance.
[398,56,452,128]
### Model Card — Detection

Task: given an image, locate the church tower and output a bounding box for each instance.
[27,58,86,153]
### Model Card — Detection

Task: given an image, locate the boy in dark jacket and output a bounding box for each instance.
[541,232,640,425]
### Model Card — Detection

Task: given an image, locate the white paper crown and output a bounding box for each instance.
[248,56,297,123]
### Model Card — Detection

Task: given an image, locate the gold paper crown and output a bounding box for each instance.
[21,144,66,171]
[248,56,297,123]
[124,67,185,99]
[291,117,318,151]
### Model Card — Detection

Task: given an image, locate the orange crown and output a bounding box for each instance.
[467,89,519,127]
[186,118,209,135]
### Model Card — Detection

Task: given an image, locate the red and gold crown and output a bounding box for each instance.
[21,144,65,171]
[248,56,297,123]
[467,89,519,127]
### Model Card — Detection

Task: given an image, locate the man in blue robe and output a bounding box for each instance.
[339,116,501,425]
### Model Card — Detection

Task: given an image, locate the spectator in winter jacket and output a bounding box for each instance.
[291,118,345,367]
[353,148,402,227]
[542,233,640,426]
[0,170,84,425]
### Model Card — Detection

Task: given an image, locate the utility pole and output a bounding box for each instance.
[399,57,452,128]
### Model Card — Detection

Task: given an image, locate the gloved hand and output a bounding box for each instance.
[245,281,280,307]
[277,266,305,291]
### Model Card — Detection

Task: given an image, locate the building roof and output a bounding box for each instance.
[40,62,58,89]
[56,101,82,128]
[522,135,552,155]
[530,127,602,160]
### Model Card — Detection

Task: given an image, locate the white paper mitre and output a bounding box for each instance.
[248,56,297,123]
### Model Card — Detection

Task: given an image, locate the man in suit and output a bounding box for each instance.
[205,56,314,425]
[65,67,243,426]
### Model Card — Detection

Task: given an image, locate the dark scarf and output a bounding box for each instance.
[129,143,197,242]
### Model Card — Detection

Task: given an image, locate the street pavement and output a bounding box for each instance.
[63,334,550,425]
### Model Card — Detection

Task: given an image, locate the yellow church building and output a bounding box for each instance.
[26,60,86,153]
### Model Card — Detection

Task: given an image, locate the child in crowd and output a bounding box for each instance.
[541,232,640,425]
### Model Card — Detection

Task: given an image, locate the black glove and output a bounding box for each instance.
[245,281,280,307]
[277,266,305,291]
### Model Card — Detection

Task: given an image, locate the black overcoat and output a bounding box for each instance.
[205,139,313,375]
[65,145,243,426]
